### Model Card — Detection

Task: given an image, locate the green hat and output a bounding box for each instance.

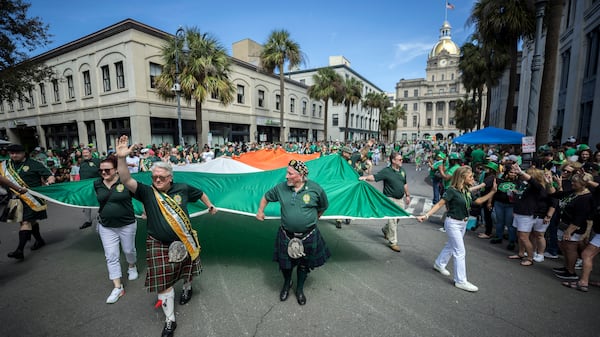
[485,162,499,172]
[437,152,447,159]
[578,144,590,151]
[565,148,576,157]
[449,153,461,160]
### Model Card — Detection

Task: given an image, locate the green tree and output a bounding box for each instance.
[307,67,343,142]
[454,97,478,132]
[0,0,53,101]
[458,42,486,129]
[341,77,363,141]
[380,104,405,143]
[260,29,305,142]
[470,0,535,129]
[362,92,390,140]
[155,27,235,145]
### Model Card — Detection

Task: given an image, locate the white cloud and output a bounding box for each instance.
[390,42,432,68]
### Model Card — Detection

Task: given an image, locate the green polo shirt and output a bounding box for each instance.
[264,180,328,233]
[79,158,101,180]
[373,166,407,199]
[134,182,204,242]
[444,163,460,189]
[94,178,135,228]
[443,187,472,220]
[8,158,52,187]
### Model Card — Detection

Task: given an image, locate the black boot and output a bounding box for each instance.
[7,249,24,260]
[31,222,45,250]
[295,265,309,305]
[9,230,31,260]
[279,269,293,301]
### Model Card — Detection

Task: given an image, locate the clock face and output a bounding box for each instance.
[440,59,447,67]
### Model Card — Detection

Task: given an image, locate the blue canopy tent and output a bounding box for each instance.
[453,127,525,145]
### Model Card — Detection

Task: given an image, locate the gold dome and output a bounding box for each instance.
[430,39,460,57]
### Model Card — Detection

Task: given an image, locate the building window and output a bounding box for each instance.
[149,62,162,88]
[0,102,4,113]
[115,61,125,89]
[8,101,14,111]
[412,116,417,127]
[414,89,418,97]
[66,75,75,99]
[258,90,264,107]
[449,118,455,125]
[83,70,92,96]
[275,94,280,110]
[402,117,407,127]
[28,88,34,107]
[431,75,435,81]
[426,102,433,112]
[311,103,315,116]
[413,103,418,111]
[52,79,60,102]
[403,103,407,110]
[332,114,339,126]
[211,92,218,99]
[290,97,295,113]
[437,117,443,126]
[439,88,444,94]
[319,105,322,118]
[401,133,407,140]
[427,118,432,126]
[302,101,307,114]
[18,96,24,110]
[403,90,408,98]
[39,83,47,104]
[441,74,445,81]
[451,73,455,80]
[101,65,111,92]
[237,85,245,104]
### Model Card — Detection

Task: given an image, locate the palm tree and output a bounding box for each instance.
[307,68,343,142]
[362,92,391,140]
[155,27,235,145]
[381,104,406,143]
[454,97,478,132]
[341,77,363,142]
[458,42,486,129]
[536,0,565,146]
[260,29,305,142]
[470,0,535,129]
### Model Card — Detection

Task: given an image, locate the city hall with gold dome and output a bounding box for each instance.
[395,20,484,142]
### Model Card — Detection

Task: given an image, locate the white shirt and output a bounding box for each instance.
[126,155,140,173]
[201,151,215,162]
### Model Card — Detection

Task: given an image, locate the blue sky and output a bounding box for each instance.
[27,0,476,93]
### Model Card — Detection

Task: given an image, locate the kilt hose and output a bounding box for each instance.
[145,235,201,293]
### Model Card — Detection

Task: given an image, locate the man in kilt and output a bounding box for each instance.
[116,135,218,337]
[256,159,330,305]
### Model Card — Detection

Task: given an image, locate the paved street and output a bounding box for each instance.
[1,162,599,337]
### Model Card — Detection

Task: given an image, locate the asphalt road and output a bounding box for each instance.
[0,162,599,337]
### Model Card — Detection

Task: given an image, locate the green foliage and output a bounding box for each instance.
[0,0,52,101]
[454,97,478,132]
[341,77,363,141]
[307,67,343,141]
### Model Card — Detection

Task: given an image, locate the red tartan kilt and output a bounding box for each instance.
[144,235,201,293]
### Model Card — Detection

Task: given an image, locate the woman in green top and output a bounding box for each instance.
[417,166,496,292]
[94,156,138,304]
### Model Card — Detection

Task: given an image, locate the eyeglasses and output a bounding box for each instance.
[152,175,171,181]
[98,168,114,174]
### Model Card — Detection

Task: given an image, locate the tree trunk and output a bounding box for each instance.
[477,87,484,130]
[504,40,519,129]
[195,100,202,146]
[484,82,492,127]
[323,98,329,142]
[279,67,285,142]
[344,103,350,142]
[536,0,564,146]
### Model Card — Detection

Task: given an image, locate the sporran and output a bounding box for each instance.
[287,237,306,259]
[168,241,188,263]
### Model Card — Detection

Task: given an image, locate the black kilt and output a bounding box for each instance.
[273,226,330,270]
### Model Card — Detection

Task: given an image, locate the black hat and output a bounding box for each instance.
[6,144,25,152]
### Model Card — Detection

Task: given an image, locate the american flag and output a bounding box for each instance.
[446,2,455,10]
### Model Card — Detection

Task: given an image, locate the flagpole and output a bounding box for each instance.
[445,0,448,21]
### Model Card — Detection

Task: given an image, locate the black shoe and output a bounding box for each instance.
[344,219,351,224]
[554,271,579,280]
[79,222,92,229]
[279,280,292,301]
[506,242,515,251]
[552,267,567,273]
[296,290,306,305]
[490,238,502,244]
[179,287,193,305]
[7,249,24,260]
[31,240,46,251]
[335,220,342,229]
[161,320,177,337]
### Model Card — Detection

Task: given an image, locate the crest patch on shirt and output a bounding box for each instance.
[23,166,30,172]
[116,184,125,193]
[302,193,311,204]
[174,194,182,204]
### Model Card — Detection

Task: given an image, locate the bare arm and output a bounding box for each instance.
[200,193,218,215]
[0,176,27,193]
[256,196,269,221]
[116,135,138,193]
[416,199,447,222]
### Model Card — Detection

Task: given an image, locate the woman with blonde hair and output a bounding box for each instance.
[417,166,496,292]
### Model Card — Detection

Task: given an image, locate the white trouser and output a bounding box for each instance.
[384,197,407,245]
[435,217,468,284]
[98,221,137,280]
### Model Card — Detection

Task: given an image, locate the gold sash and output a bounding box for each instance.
[0,161,47,212]
[152,187,200,260]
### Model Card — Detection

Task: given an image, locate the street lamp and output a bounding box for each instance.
[173,27,187,146]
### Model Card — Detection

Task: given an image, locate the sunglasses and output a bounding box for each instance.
[152,175,171,181]
[98,168,114,174]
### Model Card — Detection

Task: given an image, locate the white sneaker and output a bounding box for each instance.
[533,253,544,263]
[106,286,124,304]
[127,266,138,280]
[438,227,446,233]
[433,263,451,276]
[543,252,559,259]
[575,258,583,270]
[455,281,478,292]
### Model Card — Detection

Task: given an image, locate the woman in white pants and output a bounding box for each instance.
[417,166,496,292]
[94,157,138,304]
